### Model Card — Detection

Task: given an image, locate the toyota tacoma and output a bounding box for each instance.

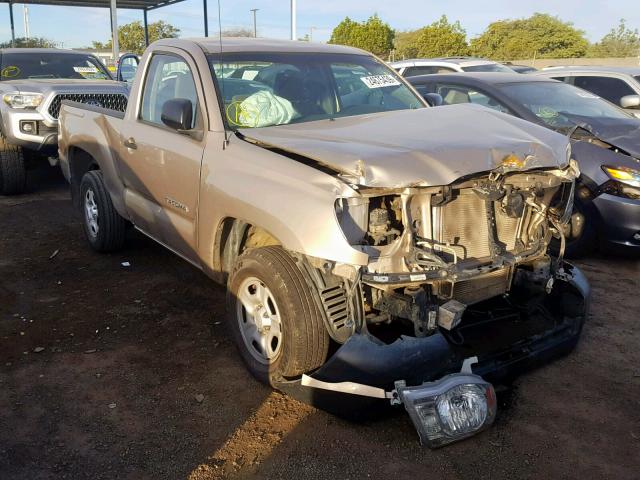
[57,38,589,447]
[0,48,128,194]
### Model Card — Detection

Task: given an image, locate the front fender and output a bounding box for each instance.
[197,132,369,270]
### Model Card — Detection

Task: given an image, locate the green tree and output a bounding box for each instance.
[222,28,254,38]
[413,15,469,57]
[588,19,640,57]
[91,20,180,54]
[394,29,422,59]
[0,37,57,48]
[471,13,589,59]
[329,14,394,57]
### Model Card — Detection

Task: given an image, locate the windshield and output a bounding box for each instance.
[500,81,632,128]
[462,63,513,73]
[0,52,111,80]
[208,52,424,129]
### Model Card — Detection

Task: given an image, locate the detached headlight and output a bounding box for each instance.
[3,92,43,109]
[397,373,496,448]
[602,165,640,188]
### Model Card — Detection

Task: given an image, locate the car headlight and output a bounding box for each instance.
[3,92,44,109]
[602,165,640,188]
[397,373,497,447]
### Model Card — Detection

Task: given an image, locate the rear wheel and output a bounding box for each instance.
[0,135,27,195]
[80,170,126,252]
[227,246,330,384]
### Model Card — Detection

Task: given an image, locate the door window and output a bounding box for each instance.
[140,54,198,128]
[571,76,635,106]
[435,84,511,113]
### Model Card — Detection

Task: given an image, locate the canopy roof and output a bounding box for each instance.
[0,0,186,10]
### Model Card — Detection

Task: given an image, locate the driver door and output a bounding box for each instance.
[117,50,206,264]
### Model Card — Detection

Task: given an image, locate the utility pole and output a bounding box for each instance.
[23,5,30,39]
[290,0,297,40]
[250,8,259,37]
[309,26,316,42]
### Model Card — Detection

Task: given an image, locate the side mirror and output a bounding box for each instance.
[161,98,193,131]
[620,94,640,109]
[117,53,140,83]
[423,93,443,107]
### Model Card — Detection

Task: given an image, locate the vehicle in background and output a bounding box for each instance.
[116,53,140,84]
[503,62,538,74]
[390,57,514,77]
[535,66,640,118]
[409,72,640,256]
[0,48,128,195]
[58,38,588,447]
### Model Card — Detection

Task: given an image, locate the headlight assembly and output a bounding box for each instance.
[396,373,497,447]
[602,165,640,188]
[3,92,44,109]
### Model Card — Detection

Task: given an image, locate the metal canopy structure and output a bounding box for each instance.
[1,0,208,61]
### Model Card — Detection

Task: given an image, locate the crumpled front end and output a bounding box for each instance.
[330,159,580,341]
[275,158,587,448]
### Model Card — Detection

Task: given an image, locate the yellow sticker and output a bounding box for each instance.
[1,65,20,78]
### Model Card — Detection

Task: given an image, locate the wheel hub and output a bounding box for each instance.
[84,189,99,237]
[236,277,283,364]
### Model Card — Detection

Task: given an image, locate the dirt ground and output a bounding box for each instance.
[1,166,639,480]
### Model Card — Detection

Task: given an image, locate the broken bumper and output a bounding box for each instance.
[276,263,589,443]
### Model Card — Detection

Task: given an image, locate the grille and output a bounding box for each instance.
[452,268,511,304]
[48,93,128,119]
[436,190,521,262]
[320,285,350,340]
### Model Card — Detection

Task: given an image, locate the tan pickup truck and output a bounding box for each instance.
[58,38,589,447]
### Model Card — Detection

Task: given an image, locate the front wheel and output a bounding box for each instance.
[227,246,330,385]
[80,170,126,252]
[0,136,26,195]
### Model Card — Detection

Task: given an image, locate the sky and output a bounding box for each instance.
[0,0,638,49]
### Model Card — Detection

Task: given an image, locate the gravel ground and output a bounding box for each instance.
[1,167,639,480]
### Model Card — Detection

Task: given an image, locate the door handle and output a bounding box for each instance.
[123,137,137,149]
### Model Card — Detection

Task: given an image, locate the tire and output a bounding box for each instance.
[79,170,126,252]
[227,246,330,385]
[0,135,27,195]
[549,199,597,258]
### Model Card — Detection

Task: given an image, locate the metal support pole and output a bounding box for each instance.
[250,8,258,38]
[110,0,119,62]
[290,0,297,40]
[143,8,149,47]
[203,0,208,37]
[9,1,15,47]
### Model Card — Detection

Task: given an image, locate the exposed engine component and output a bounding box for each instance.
[335,168,575,341]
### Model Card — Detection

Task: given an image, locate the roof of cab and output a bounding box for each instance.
[0,48,88,54]
[157,37,369,56]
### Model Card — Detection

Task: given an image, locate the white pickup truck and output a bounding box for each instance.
[57,37,589,447]
[0,48,128,194]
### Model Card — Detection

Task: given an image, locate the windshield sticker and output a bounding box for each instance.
[360,74,401,89]
[575,90,599,99]
[1,66,20,78]
[73,66,99,73]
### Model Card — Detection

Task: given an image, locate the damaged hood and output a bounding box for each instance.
[563,114,640,158]
[239,104,570,187]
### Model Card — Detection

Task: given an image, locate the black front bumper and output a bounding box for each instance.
[277,263,590,416]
